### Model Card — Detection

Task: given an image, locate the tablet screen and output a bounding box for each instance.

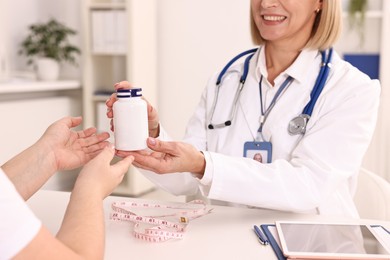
[277,222,390,258]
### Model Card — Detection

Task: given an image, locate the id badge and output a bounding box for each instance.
[243,141,272,163]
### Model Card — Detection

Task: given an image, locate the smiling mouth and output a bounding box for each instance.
[262,15,287,22]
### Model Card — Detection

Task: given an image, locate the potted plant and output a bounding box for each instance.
[347,0,368,45]
[19,19,81,81]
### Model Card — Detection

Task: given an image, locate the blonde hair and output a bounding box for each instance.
[250,0,342,50]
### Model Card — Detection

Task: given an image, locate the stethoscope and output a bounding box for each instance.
[208,48,258,129]
[207,47,333,136]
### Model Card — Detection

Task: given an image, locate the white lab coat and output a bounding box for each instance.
[141,47,380,218]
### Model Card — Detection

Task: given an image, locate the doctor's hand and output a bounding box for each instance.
[116,137,206,177]
[106,81,160,138]
[37,116,110,172]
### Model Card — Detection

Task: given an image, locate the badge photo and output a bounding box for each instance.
[243,141,272,163]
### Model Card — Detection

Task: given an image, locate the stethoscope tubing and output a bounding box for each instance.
[303,48,333,116]
[208,50,257,129]
[209,47,333,134]
[216,48,258,85]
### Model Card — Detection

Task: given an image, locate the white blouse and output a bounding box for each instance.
[0,168,41,260]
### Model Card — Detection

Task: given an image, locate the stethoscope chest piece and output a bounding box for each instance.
[288,114,310,135]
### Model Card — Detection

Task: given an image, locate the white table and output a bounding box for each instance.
[27,190,390,260]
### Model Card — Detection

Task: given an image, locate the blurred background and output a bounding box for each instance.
[0,0,389,199]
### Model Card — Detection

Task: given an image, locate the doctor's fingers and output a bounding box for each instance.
[114,81,133,90]
[147,138,180,155]
[106,93,117,119]
[110,119,114,132]
[131,153,175,174]
[131,158,158,172]
[147,101,158,119]
[146,140,204,174]
[116,147,174,173]
[116,149,154,158]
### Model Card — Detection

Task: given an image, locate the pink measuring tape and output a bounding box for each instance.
[110,200,213,242]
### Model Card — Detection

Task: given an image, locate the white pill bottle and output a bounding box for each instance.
[113,88,148,151]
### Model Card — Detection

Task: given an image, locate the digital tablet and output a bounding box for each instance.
[275,221,390,259]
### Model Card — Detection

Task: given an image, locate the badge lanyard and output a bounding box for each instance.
[257,75,293,141]
[243,75,293,163]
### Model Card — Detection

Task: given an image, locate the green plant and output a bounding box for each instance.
[19,19,81,65]
[347,0,368,45]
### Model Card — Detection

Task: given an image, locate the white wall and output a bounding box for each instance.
[0,1,10,81]
[157,0,254,139]
[4,0,82,79]
[3,0,38,75]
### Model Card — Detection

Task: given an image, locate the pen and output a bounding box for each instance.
[253,225,269,245]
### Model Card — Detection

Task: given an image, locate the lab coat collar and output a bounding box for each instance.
[255,46,321,85]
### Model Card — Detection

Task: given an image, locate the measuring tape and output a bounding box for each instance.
[110,200,213,242]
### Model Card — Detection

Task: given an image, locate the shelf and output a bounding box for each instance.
[89,2,126,10]
[82,0,157,196]
[342,10,383,19]
[0,79,81,94]
[93,94,112,101]
[92,51,127,56]
[366,10,384,18]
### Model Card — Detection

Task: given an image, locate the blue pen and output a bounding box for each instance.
[253,225,269,245]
